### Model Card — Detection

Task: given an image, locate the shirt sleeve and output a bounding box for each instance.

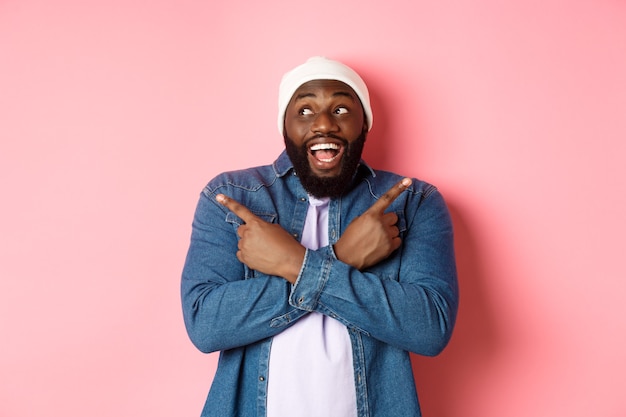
[288,188,459,356]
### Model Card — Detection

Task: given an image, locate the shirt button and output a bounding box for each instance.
[300,197,306,201]
[259,376,265,381]
[298,297,304,304]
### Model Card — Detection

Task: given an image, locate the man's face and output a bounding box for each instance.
[283,79,368,198]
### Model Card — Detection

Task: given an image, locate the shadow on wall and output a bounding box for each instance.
[411,203,500,417]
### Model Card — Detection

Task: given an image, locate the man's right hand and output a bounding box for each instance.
[334,178,412,270]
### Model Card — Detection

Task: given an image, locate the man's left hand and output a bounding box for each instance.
[216,194,305,284]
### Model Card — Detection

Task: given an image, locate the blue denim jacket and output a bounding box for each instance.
[181,151,458,417]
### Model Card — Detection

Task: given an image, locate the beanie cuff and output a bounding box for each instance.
[277,56,373,136]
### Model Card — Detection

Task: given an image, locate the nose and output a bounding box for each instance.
[310,111,338,134]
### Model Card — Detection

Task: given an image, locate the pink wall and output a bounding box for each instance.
[1,1,625,416]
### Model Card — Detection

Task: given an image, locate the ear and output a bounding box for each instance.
[362,110,369,133]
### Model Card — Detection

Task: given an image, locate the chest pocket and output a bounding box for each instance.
[363,209,407,281]
[225,211,278,280]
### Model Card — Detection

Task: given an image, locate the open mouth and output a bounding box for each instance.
[309,142,343,163]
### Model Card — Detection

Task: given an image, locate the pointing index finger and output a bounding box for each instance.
[367,177,412,214]
[216,194,257,223]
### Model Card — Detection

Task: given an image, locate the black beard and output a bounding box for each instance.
[284,132,366,199]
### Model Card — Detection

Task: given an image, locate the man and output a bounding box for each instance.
[181,56,458,417]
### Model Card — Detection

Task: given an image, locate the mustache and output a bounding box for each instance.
[305,134,348,146]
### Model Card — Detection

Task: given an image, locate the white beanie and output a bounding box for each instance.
[277,56,373,136]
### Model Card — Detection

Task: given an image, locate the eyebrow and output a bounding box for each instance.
[293,91,356,101]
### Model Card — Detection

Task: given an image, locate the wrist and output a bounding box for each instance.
[333,242,363,270]
[282,246,306,284]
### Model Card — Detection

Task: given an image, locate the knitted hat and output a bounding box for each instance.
[277,56,373,136]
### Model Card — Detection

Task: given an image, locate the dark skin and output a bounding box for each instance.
[216,80,412,283]
[286,80,366,178]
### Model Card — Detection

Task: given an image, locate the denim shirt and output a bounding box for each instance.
[181,151,458,417]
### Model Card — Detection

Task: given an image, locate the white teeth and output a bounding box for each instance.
[310,143,340,151]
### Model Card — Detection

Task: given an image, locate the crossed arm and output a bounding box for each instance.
[182,176,457,354]
[215,177,413,283]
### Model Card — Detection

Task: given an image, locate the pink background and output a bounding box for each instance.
[1,1,625,416]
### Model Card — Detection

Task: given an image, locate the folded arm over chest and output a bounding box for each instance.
[181,191,298,353]
[290,187,459,356]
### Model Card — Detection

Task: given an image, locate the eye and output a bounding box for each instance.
[334,106,349,115]
[299,108,314,115]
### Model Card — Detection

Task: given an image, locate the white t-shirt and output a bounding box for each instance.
[266,196,357,417]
